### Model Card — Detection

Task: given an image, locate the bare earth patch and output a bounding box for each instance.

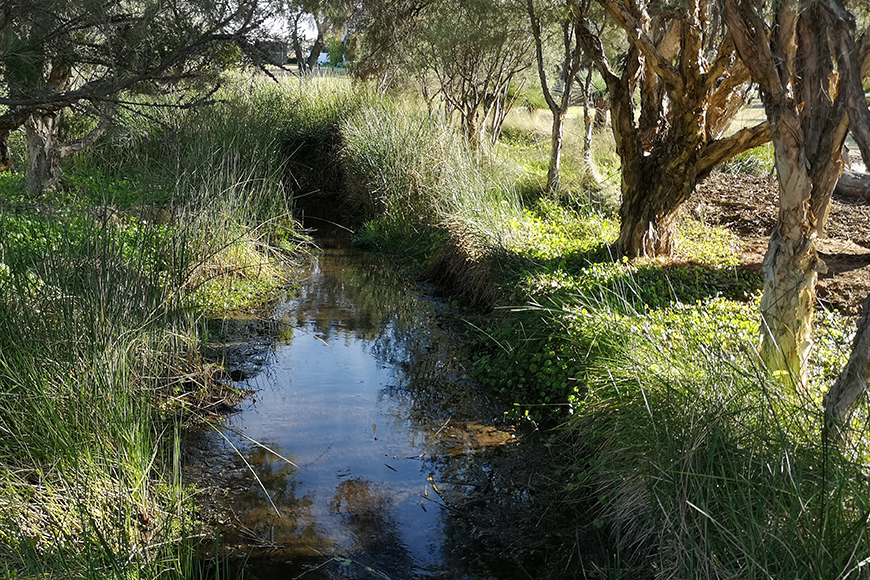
[689,172,870,315]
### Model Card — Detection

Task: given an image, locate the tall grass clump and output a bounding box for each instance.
[0,189,203,577]
[0,76,371,577]
[341,101,535,304]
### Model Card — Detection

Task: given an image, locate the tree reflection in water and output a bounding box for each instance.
[188,229,543,579]
[329,478,416,578]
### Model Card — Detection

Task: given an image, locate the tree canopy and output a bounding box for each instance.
[0,0,266,191]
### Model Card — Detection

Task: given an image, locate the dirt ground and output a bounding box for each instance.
[688,172,870,315]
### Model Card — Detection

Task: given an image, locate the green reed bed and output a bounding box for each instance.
[0,189,198,577]
[0,77,370,578]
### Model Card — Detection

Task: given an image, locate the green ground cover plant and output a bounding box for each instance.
[339,96,870,578]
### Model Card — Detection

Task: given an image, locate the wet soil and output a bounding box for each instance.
[689,172,870,315]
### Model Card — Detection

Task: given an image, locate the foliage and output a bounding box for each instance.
[563,311,870,578]
[0,0,269,191]
[355,0,533,144]
[716,143,775,176]
[0,77,346,578]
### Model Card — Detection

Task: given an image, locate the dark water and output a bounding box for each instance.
[185,230,536,580]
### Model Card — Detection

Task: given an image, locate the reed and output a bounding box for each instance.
[0,76,368,577]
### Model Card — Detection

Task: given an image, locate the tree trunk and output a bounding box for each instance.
[547,111,565,193]
[305,21,324,72]
[823,293,870,436]
[291,13,312,75]
[617,155,697,256]
[757,110,830,382]
[579,69,600,183]
[0,130,12,172]
[593,96,609,127]
[24,111,62,192]
[723,0,852,383]
[834,171,870,200]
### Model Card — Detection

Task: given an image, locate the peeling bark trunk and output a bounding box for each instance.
[571,0,765,258]
[757,110,825,380]
[823,293,870,435]
[758,232,820,380]
[24,112,62,192]
[725,0,854,384]
[617,154,697,256]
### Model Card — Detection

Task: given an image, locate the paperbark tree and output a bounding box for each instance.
[416,0,533,146]
[0,0,265,192]
[527,0,585,192]
[569,0,771,257]
[820,21,870,433]
[354,0,532,145]
[725,0,869,383]
[825,296,870,436]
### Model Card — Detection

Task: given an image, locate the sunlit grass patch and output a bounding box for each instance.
[716,142,775,175]
[561,291,870,578]
[191,236,294,317]
[675,216,742,267]
[507,200,619,260]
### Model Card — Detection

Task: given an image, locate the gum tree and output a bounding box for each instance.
[0,0,265,192]
[725,0,870,383]
[570,0,771,257]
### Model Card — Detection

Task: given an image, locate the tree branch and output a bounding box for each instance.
[569,0,620,89]
[696,121,771,176]
[596,0,683,93]
[723,0,781,99]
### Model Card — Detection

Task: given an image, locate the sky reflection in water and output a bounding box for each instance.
[190,232,521,580]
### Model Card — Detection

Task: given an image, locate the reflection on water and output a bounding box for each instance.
[185,230,530,579]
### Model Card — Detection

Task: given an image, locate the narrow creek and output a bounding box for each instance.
[185,229,544,580]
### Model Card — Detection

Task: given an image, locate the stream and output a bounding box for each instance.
[184,229,542,580]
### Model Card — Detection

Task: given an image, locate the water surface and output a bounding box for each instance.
[186,230,530,579]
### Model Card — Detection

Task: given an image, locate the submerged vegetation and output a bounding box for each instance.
[1,72,869,579]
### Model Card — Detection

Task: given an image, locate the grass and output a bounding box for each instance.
[0,75,372,578]
[0,190,201,576]
[337,94,870,578]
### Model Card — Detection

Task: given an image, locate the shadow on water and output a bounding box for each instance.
[185,228,545,580]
